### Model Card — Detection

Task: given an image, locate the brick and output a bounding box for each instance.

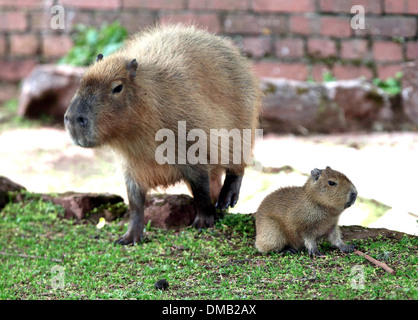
[376,64,402,80]
[275,38,304,58]
[311,64,333,82]
[64,10,94,30]
[409,0,418,14]
[0,59,37,81]
[406,42,418,60]
[224,14,286,35]
[308,38,337,58]
[0,11,27,31]
[0,0,52,8]
[60,0,120,10]
[340,39,369,60]
[320,16,352,37]
[119,12,155,34]
[31,11,55,30]
[252,61,308,80]
[333,64,373,80]
[189,0,248,10]
[373,41,403,62]
[42,35,73,58]
[253,0,315,13]
[243,37,271,58]
[354,17,416,38]
[123,0,185,10]
[159,13,221,33]
[10,34,39,57]
[289,14,320,35]
[385,0,418,14]
[384,0,406,13]
[320,0,382,14]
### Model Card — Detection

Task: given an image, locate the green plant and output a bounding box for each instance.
[372,72,403,96]
[322,71,336,82]
[305,71,336,83]
[59,21,128,66]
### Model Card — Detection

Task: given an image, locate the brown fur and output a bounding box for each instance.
[255,166,357,257]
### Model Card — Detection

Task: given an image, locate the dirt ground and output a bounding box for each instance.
[0,127,417,236]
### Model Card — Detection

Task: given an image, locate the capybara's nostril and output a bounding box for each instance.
[76,116,88,127]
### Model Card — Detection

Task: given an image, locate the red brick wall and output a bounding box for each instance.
[0,0,417,101]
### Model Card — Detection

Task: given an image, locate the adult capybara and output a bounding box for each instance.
[64,24,262,245]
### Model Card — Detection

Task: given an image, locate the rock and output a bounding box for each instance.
[325,80,393,131]
[0,176,26,209]
[18,64,84,123]
[260,78,344,134]
[41,192,125,221]
[144,194,196,229]
[341,225,415,241]
[115,194,196,229]
[260,78,394,134]
[6,185,195,228]
[402,62,418,125]
[42,191,196,229]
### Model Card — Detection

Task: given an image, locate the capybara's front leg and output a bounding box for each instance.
[187,171,216,229]
[216,171,243,210]
[115,175,147,245]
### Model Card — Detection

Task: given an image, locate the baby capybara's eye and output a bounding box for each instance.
[112,84,123,94]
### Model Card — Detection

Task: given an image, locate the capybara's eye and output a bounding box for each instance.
[112,84,123,94]
[328,180,337,186]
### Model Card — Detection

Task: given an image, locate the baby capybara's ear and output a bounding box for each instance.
[96,53,103,62]
[311,168,322,181]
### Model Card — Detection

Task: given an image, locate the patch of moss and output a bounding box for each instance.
[296,87,309,95]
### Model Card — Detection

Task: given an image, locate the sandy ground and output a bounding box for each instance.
[0,127,417,235]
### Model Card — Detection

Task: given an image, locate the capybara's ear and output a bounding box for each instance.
[96,53,103,62]
[127,59,138,77]
[311,168,322,181]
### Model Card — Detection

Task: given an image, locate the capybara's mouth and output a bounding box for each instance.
[345,191,357,209]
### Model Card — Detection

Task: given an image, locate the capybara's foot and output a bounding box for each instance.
[115,229,143,246]
[338,244,356,254]
[308,247,325,258]
[281,246,299,254]
[191,214,215,229]
[216,174,243,210]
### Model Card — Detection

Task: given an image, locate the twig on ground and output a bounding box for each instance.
[354,250,396,275]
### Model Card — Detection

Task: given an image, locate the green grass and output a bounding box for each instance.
[0,194,417,300]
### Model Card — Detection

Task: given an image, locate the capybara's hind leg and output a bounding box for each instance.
[185,169,216,228]
[216,170,243,210]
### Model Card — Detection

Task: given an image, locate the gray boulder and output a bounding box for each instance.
[18,64,84,122]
